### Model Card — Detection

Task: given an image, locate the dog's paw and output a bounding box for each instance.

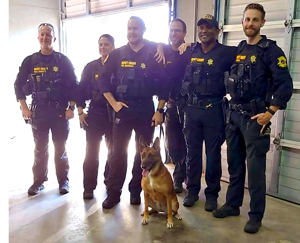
[142,218,148,225]
[141,212,144,216]
[166,221,174,229]
[174,213,182,220]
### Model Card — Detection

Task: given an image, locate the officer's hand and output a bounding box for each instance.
[151,111,163,126]
[65,109,74,120]
[178,43,191,55]
[22,107,32,120]
[251,112,273,133]
[79,112,88,127]
[154,44,165,64]
[113,101,129,113]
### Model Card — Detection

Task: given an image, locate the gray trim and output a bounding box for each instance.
[217,0,226,43]
[269,0,296,193]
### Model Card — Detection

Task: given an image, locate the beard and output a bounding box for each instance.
[243,26,260,38]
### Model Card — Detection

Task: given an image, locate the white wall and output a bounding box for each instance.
[8,0,60,138]
[176,0,214,43]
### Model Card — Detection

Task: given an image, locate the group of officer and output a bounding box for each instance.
[14,3,293,234]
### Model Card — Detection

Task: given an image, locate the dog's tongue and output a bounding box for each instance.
[142,169,149,177]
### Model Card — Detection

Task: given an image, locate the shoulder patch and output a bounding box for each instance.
[277,56,287,68]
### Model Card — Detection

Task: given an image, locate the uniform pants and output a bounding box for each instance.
[165,102,186,185]
[183,104,225,199]
[106,100,154,199]
[31,105,69,186]
[225,110,270,222]
[83,111,113,191]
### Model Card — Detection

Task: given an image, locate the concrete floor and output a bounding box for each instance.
[8,122,300,243]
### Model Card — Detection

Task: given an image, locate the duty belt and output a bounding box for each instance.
[121,98,153,107]
[229,100,266,115]
[187,97,223,109]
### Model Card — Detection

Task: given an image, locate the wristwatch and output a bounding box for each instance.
[267,108,275,115]
[156,108,164,114]
[68,105,75,111]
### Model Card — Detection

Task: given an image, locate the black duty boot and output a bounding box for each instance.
[244,220,262,234]
[102,196,120,209]
[28,184,45,196]
[83,190,94,200]
[183,193,199,207]
[59,181,69,194]
[212,204,240,218]
[130,194,141,205]
[205,198,217,212]
[174,183,183,193]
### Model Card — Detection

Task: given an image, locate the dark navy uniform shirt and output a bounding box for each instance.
[14,51,78,105]
[163,44,186,99]
[231,35,293,109]
[184,41,237,98]
[77,58,108,113]
[99,42,169,101]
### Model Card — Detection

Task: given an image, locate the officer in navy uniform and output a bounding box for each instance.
[180,15,236,209]
[77,34,115,200]
[99,16,168,209]
[14,23,78,195]
[164,18,188,193]
[212,4,293,234]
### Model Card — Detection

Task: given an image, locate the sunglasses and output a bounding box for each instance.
[38,23,54,30]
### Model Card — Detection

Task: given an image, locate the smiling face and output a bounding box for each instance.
[242,9,265,38]
[38,26,56,51]
[127,18,145,45]
[98,36,114,59]
[169,20,186,46]
[197,22,219,45]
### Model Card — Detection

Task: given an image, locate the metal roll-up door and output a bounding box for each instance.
[277,0,300,204]
[62,0,167,19]
[218,0,300,204]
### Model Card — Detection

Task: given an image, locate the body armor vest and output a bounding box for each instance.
[181,45,225,102]
[29,52,64,101]
[225,39,275,103]
[88,61,106,104]
[114,46,159,100]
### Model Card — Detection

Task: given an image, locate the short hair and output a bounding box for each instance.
[129,16,146,30]
[171,18,187,32]
[38,23,55,36]
[98,34,115,45]
[243,3,266,20]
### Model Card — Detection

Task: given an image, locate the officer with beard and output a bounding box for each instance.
[213,3,293,234]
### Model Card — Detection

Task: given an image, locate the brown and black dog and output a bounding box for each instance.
[140,136,182,229]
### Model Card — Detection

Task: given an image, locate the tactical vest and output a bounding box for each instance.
[29,52,64,101]
[181,44,225,103]
[225,38,275,103]
[114,45,159,100]
[88,60,106,104]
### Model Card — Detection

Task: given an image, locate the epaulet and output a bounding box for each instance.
[31,52,39,66]
[237,40,247,53]
[120,46,128,59]
[191,42,200,53]
[257,39,276,49]
[53,51,62,63]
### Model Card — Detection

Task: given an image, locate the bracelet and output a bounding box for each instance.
[267,108,275,115]
[156,108,164,114]
[78,111,84,116]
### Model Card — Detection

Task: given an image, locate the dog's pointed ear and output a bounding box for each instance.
[139,135,148,152]
[152,137,160,152]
